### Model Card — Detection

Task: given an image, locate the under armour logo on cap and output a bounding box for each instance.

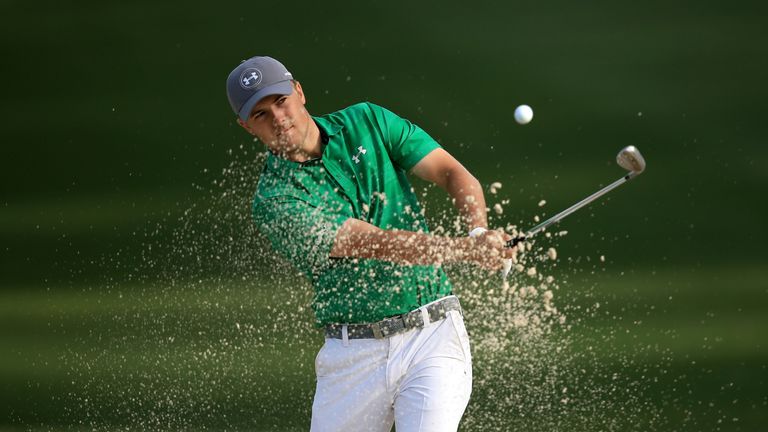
[240,68,262,89]
[226,56,294,121]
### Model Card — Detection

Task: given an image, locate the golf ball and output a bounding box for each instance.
[514,104,533,125]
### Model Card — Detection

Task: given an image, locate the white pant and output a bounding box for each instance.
[310,305,472,432]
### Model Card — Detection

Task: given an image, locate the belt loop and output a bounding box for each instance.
[372,323,384,339]
[342,325,350,346]
[420,306,430,327]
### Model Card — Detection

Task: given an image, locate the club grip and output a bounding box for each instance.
[506,236,526,248]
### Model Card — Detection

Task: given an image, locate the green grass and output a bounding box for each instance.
[2,264,766,431]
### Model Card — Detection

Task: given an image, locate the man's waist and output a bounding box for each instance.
[312,266,453,325]
[324,295,462,340]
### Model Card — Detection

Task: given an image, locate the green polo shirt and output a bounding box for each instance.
[252,102,453,326]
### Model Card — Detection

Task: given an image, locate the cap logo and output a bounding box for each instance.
[239,68,262,89]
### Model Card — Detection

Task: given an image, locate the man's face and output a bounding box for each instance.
[238,81,311,155]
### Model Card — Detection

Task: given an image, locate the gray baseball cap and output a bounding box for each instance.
[226,56,294,121]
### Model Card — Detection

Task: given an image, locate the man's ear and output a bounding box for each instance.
[237,118,254,135]
[294,81,307,105]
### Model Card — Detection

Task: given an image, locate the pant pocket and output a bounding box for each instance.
[314,339,333,377]
[448,311,472,369]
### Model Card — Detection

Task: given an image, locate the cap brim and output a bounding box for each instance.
[238,80,294,121]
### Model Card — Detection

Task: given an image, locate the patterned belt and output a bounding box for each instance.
[325,296,462,340]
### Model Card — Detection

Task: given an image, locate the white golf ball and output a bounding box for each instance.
[514,104,533,125]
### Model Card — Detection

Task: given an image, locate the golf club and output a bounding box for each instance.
[506,146,646,248]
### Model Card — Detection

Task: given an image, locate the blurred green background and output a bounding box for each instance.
[2,0,767,430]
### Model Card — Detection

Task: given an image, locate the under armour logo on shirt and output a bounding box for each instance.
[352,146,367,164]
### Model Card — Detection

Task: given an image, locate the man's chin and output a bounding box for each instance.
[268,143,301,156]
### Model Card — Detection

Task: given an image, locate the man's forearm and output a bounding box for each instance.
[445,168,488,231]
[330,219,486,266]
[331,228,467,265]
[330,218,512,269]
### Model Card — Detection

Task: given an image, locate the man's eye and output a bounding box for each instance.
[277,97,287,105]
[252,112,263,119]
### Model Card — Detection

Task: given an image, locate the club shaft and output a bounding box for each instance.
[507,171,638,247]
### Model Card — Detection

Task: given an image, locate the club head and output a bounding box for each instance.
[617,146,646,173]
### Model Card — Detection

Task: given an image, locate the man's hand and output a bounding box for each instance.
[463,229,518,271]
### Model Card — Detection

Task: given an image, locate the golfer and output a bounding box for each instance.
[226,56,516,432]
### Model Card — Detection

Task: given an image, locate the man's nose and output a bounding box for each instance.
[270,106,287,122]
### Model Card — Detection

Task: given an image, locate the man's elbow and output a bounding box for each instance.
[446,166,480,191]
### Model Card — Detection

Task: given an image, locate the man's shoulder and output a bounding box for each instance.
[319,102,390,125]
[315,102,404,143]
[332,101,378,116]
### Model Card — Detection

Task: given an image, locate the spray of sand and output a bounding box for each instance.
[57,149,665,431]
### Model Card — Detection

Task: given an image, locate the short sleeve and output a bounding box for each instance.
[253,197,349,276]
[369,103,442,171]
